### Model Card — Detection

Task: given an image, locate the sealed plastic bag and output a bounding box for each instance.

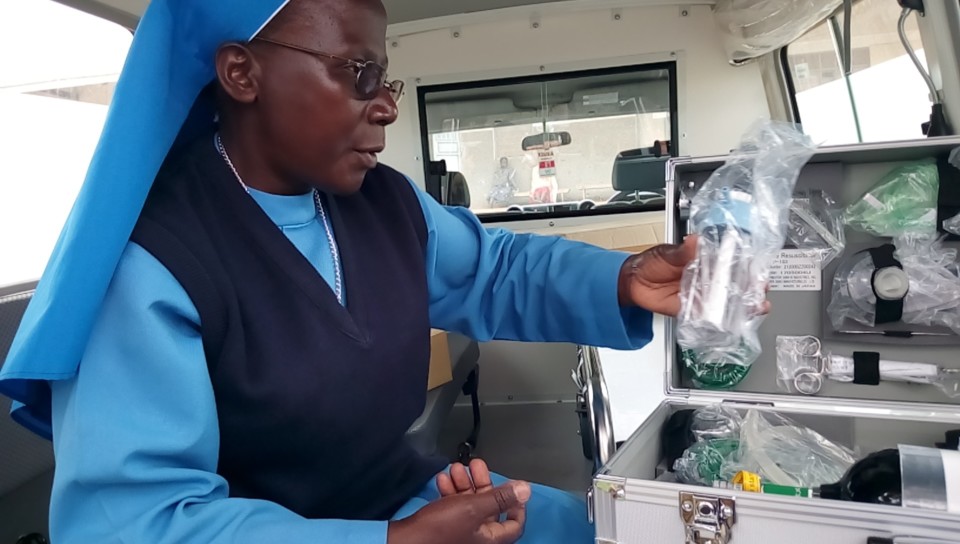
[827,235,960,333]
[944,212,960,236]
[787,189,845,268]
[673,405,744,485]
[775,335,824,395]
[845,161,939,237]
[682,340,759,390]
[673,438,741,486]
[729,409,857,488]
[677,121,817,352]
[823,353,960,398]
[673,405,858,488]
[689,404,743,442]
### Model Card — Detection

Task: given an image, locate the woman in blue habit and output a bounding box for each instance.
[0,0,728,542]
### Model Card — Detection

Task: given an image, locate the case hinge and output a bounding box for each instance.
[588,479,626,524]
[679,492,736,544]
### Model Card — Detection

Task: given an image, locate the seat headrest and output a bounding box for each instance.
[447,171,471,208]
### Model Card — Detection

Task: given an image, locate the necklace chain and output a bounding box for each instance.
[215,133,343,304]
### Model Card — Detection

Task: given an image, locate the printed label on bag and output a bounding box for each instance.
[769,249,822,291]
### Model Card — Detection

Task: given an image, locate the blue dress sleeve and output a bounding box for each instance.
[407,180,653,350]
[47,243,387,544]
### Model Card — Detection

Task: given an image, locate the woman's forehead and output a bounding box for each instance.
[266,0,387,57]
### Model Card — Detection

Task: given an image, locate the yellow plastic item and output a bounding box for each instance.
[732,470,762,492]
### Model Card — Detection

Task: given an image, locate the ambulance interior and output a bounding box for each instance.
[2,0,960,541]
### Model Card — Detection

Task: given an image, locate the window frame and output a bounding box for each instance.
[415,60,679,223]
[782,2,938,146]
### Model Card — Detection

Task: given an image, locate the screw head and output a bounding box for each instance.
[682,500,694,512]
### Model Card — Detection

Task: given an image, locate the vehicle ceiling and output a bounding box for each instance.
[55,0,705,30]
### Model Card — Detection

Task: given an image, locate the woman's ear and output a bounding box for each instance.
[215,42,261,105]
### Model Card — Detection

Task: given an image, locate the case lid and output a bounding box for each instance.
[662,136,960,422]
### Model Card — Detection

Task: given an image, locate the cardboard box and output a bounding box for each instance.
[524,213,666,253]
[427,329,453,391]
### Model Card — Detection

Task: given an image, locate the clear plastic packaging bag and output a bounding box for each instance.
[728,409,857,488]
[673,405,857,488]
[673,438,742,486]
[844,161,939,238]
[678,120,817,352]
[824,353,960,398]
[681,340,760,390]
[787,189,845,268]
[827,235,960,333]
[775,335,824,395]
[776,335,960,398]
[944,212,960,236]
[689,404,743,442]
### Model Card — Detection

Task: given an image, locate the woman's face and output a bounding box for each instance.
[219,0,398,195]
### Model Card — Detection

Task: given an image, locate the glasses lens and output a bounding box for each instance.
[357,63,385,99]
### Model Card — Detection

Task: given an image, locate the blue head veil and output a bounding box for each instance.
[0,0,290,439]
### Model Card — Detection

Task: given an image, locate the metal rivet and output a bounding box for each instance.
[532,21,540,29]
[670,51,677,57]
[548,220,555,227]
[614,488,626,499]
[681,9,689,17]
[415,78,422,84]
[391,41,399,48]
[507,395,514,400]
[453,31,461,38]
[721,505,734,518]
[614,13,622,20]
[681,500,694,512]
[539,65,546,72]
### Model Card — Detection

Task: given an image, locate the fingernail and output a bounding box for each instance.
[514,482,532,504]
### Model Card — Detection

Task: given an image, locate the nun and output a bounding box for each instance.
[0,0,718,542]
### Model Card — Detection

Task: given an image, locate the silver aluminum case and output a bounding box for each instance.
[591,136,960,544]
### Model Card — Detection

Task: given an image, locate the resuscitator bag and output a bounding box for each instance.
[677,120,817,356]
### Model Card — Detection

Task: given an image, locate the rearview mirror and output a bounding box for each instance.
[521,131,572,151]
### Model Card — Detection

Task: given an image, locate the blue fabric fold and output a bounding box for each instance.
[0,0,290,439]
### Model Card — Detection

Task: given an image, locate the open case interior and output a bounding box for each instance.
[668,139,960,407]
[604,137,960,499]
[603,400,959,483]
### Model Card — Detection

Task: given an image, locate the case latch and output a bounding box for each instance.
[679,492,736,544]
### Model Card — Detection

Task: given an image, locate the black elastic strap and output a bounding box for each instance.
[868,245,905,324]
[853,352,882,386]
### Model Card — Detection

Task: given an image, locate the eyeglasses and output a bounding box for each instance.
[253,37,404,104]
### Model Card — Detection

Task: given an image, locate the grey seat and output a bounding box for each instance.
[405,333,480,457]
[409,169,483,462]
[0,281,35,367]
